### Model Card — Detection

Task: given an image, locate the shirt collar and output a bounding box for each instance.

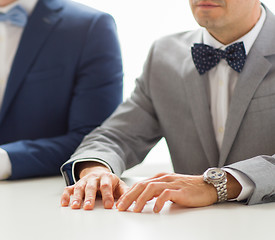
[0,0,38,15]
[203,5,266,55]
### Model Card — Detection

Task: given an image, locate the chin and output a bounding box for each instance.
[195,14,222,28]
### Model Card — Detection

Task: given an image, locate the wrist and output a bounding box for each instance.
[226,172,242,199]
[203,168,227,202]
[76,162,111,179]
[202,176,218,203]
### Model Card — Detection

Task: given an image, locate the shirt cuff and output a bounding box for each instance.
[0,148,12,180]
[72,158,112,184]
[223,167,254,201]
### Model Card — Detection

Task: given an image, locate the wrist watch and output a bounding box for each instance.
[203,167,228,202]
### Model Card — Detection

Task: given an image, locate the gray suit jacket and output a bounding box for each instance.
[62,5,275,205]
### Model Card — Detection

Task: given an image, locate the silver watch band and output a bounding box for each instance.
[216,181,228,202]
[203,168,228,203]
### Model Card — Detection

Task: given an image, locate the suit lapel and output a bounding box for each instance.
[219,50,271,167]
[219,5,275,166]
[0,0,63,124]
[183,52,219,167]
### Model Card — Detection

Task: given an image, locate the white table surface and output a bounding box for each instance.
[0,172,274,240]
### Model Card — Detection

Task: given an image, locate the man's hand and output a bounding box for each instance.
[116,172,241,213]
[61,162,129,210]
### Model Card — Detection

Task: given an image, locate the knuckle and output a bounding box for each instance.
[85,195,96,200]
[63,186,71,193]
[86,172,98,179]
[154,172,166,178]
[137,181,147,189]
[100,184,112,192]
[163,189,171,197]
[85,183,97,191]
[100,182,111,189]
[74,184,85,192]
[147,182,157,190]
[61,193,69,200]
[162,174,171,179]
[64,186,71,190]
[163,174,176,182]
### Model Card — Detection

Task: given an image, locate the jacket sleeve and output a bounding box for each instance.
[227,155,275,204]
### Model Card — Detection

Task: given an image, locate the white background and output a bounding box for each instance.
[73,1,275,175]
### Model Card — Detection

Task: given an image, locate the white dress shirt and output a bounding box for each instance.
[0,0,38,180]
[203,6,266,201]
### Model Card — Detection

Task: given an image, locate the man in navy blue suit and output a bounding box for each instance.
[0,0,123,180]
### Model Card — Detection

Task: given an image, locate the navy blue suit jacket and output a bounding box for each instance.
[0,0,123,179]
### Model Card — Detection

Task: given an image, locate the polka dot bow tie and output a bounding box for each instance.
[191,42,246,75]
[0,5,27,27]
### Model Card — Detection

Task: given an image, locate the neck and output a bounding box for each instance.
[208,4,262,45]
[0,0,17,7]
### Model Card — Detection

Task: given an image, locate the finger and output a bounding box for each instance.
[116,181,148,211]
[115,192,125,208]
[116,180,142,207]
[114,180,130,208]
[61,186,74,207]
[154,189,179,213]
[70,181,87,209]
[134,182,171,213]
[100,173,116,209]
[83,177,99,210]
[114,179,129,199]
[116,176,170,209]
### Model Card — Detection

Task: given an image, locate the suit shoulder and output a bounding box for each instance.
[63,1,114,22]
[153,29,203,50]
[144,29,203,65]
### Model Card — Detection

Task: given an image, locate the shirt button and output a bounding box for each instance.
[218,127,224,134]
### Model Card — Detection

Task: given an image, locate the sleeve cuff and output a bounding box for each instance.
[223,167,255,201]
[0,148,12,180]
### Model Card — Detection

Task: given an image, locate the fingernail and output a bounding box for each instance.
[133,205,140,212]
[117,202,124,210]
[61,201,67,206]
[153,205,159,213]
[84,201,91,206]
[72,200,79,206]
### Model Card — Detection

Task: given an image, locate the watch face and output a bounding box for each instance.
[206,168,225,180]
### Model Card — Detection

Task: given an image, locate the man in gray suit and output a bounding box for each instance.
[61,0,275,213]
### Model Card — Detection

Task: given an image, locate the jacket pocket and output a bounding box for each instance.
[247,93,275,113]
